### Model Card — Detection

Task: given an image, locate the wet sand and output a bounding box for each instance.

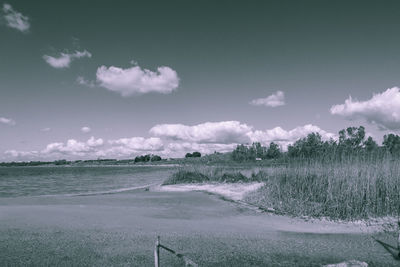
[0,190,398,266]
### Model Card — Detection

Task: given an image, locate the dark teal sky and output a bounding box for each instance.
[1,0,400,160]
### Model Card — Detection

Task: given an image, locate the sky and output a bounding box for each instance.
[2,0,400,161]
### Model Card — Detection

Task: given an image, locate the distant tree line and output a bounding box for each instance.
[231,126,400,161]
[185,151,201,158]
[232,142,281,161]
[134,154,162,163]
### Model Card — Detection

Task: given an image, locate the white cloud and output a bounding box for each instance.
[2,3,30,32]
[165,142,237,157]
[4,150,38,158]
[150,121,253,144]
[4,136,163,161]
[90,137,165,159]
[250,91,285,107]
[81,126,91,133]
[43,50,92,69]
[109,137,164,151]
[87,136,103,147]
[42,137,103,156]
[249,124,336,149]
[330,87,400,130]
[150,121,335,151]
[0,117,16,126]
[76,76,95,88]
[40,127,51,132]
[96,64,179,96]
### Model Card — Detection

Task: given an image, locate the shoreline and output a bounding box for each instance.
[153,182,399,234]
[1,185,398,266]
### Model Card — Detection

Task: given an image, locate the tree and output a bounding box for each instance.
[266,142,281,159]
[383,134,400,154]
[338,126,366,149]
[288,132,324,158]
[232,144,249,161]
[252,142,267,159]
[192,151,201,157]
[185,153,193,158]
[364,136,378,152]
[151,155,162,161]
[134,154,152,162]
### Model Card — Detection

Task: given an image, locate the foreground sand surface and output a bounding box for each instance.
[0,190,398,266]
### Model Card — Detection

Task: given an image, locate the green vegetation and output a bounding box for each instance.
[163,166,262,185]
[166,125,400,220]
[134,154,162,163]
[185,151,202,158]
[245,155,400,220]
[232,142,281,161]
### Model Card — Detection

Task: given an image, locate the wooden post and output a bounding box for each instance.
[397,221,400,257]
[154,236,160,267]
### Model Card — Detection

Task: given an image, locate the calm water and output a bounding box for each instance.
[0,165,175,197]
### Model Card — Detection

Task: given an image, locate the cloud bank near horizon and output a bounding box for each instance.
[331,87,400,130]
[4,121,336,161]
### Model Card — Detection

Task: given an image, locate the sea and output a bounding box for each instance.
[0,165,175,198]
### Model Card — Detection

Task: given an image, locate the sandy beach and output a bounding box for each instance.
[0,188,398,266]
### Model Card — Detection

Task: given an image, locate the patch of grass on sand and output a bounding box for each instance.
[162,166,263,185]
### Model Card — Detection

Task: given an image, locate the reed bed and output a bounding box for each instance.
[166,154,400,220]
[246,155,400,220]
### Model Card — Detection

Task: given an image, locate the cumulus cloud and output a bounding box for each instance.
[330,87,400,130]
[88,137,165,159]
[43,50,92,69]
[2,3,30,32]
[250,91,285,107]
[150,121,253,144]
[81,126,91,133]
[42,137,104,156]
[87,136,103,147]
[96,64,179,96]
[0,117,16,126]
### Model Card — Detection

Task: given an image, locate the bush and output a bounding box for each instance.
[151,155,162,161]
[192,151,201,157]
